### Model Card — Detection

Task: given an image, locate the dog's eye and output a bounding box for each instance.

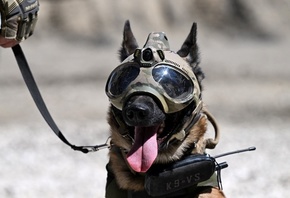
[107,65,140,96]
[153,66,193,99]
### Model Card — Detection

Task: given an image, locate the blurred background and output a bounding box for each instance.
[1,0,290,197]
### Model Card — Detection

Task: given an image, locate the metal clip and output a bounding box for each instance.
[81,136,112,153]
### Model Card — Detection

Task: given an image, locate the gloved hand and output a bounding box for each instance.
[0,0,39,42]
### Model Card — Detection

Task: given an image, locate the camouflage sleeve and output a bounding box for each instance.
[0,0,39,41]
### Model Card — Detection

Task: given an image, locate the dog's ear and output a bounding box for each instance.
[177,22,199,66]
[119,20,139,62]
[177,23,204,84]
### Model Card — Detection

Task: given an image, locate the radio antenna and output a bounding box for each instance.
[213,146,256,159]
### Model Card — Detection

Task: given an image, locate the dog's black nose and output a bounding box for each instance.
[125,106,150,122]
[122,95,165,126]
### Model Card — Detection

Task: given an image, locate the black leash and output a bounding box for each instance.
[12,44,110,153]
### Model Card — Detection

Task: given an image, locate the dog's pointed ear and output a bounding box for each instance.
[177,23,199,67]
[177,23,204,85]
[119,20,139,62]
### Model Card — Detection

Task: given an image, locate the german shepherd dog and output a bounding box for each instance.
[105,20,225,198]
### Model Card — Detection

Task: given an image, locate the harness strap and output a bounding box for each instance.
[11,44,109,153]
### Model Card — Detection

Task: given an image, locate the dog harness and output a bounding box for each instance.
[105,150,223,198]
[106,170,220,198]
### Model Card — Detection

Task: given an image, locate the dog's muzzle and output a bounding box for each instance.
[122,95,165,127]
[105,32,201,114]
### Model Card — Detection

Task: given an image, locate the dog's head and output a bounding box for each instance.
[106,21,208,173]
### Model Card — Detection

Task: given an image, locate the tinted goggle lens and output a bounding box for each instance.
[106,64,140,96]
[152,65,193,99]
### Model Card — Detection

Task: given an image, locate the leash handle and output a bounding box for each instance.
[11,44,108,153]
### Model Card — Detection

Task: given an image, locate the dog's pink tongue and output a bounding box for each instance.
[126,126,158,173]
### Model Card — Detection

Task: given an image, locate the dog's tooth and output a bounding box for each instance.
[158,122,165,134]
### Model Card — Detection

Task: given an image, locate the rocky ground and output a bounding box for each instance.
[1,1,290,197]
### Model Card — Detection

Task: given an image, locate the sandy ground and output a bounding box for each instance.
[1,9,290,198]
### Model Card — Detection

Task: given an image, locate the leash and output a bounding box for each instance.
[11,44,110,153]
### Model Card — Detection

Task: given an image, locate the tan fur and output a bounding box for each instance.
[193,187,226,198]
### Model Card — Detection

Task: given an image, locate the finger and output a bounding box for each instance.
[0,36,7,45]
[0,39,19,48]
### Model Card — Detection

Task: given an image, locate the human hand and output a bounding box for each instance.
[0,35,19,48]
[0,0,39,48]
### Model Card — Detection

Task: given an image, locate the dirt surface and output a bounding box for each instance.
[1,1,290,197]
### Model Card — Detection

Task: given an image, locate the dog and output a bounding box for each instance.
[105,20,225,198]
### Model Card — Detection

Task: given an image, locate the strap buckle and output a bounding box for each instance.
[72,137,112,153]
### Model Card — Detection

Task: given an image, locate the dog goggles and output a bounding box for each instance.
[106,34,201,113]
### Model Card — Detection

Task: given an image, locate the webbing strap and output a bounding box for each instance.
[12,44,109,153]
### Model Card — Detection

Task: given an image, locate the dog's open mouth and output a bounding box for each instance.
[126,122,171,173]
[120,95,188,173]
